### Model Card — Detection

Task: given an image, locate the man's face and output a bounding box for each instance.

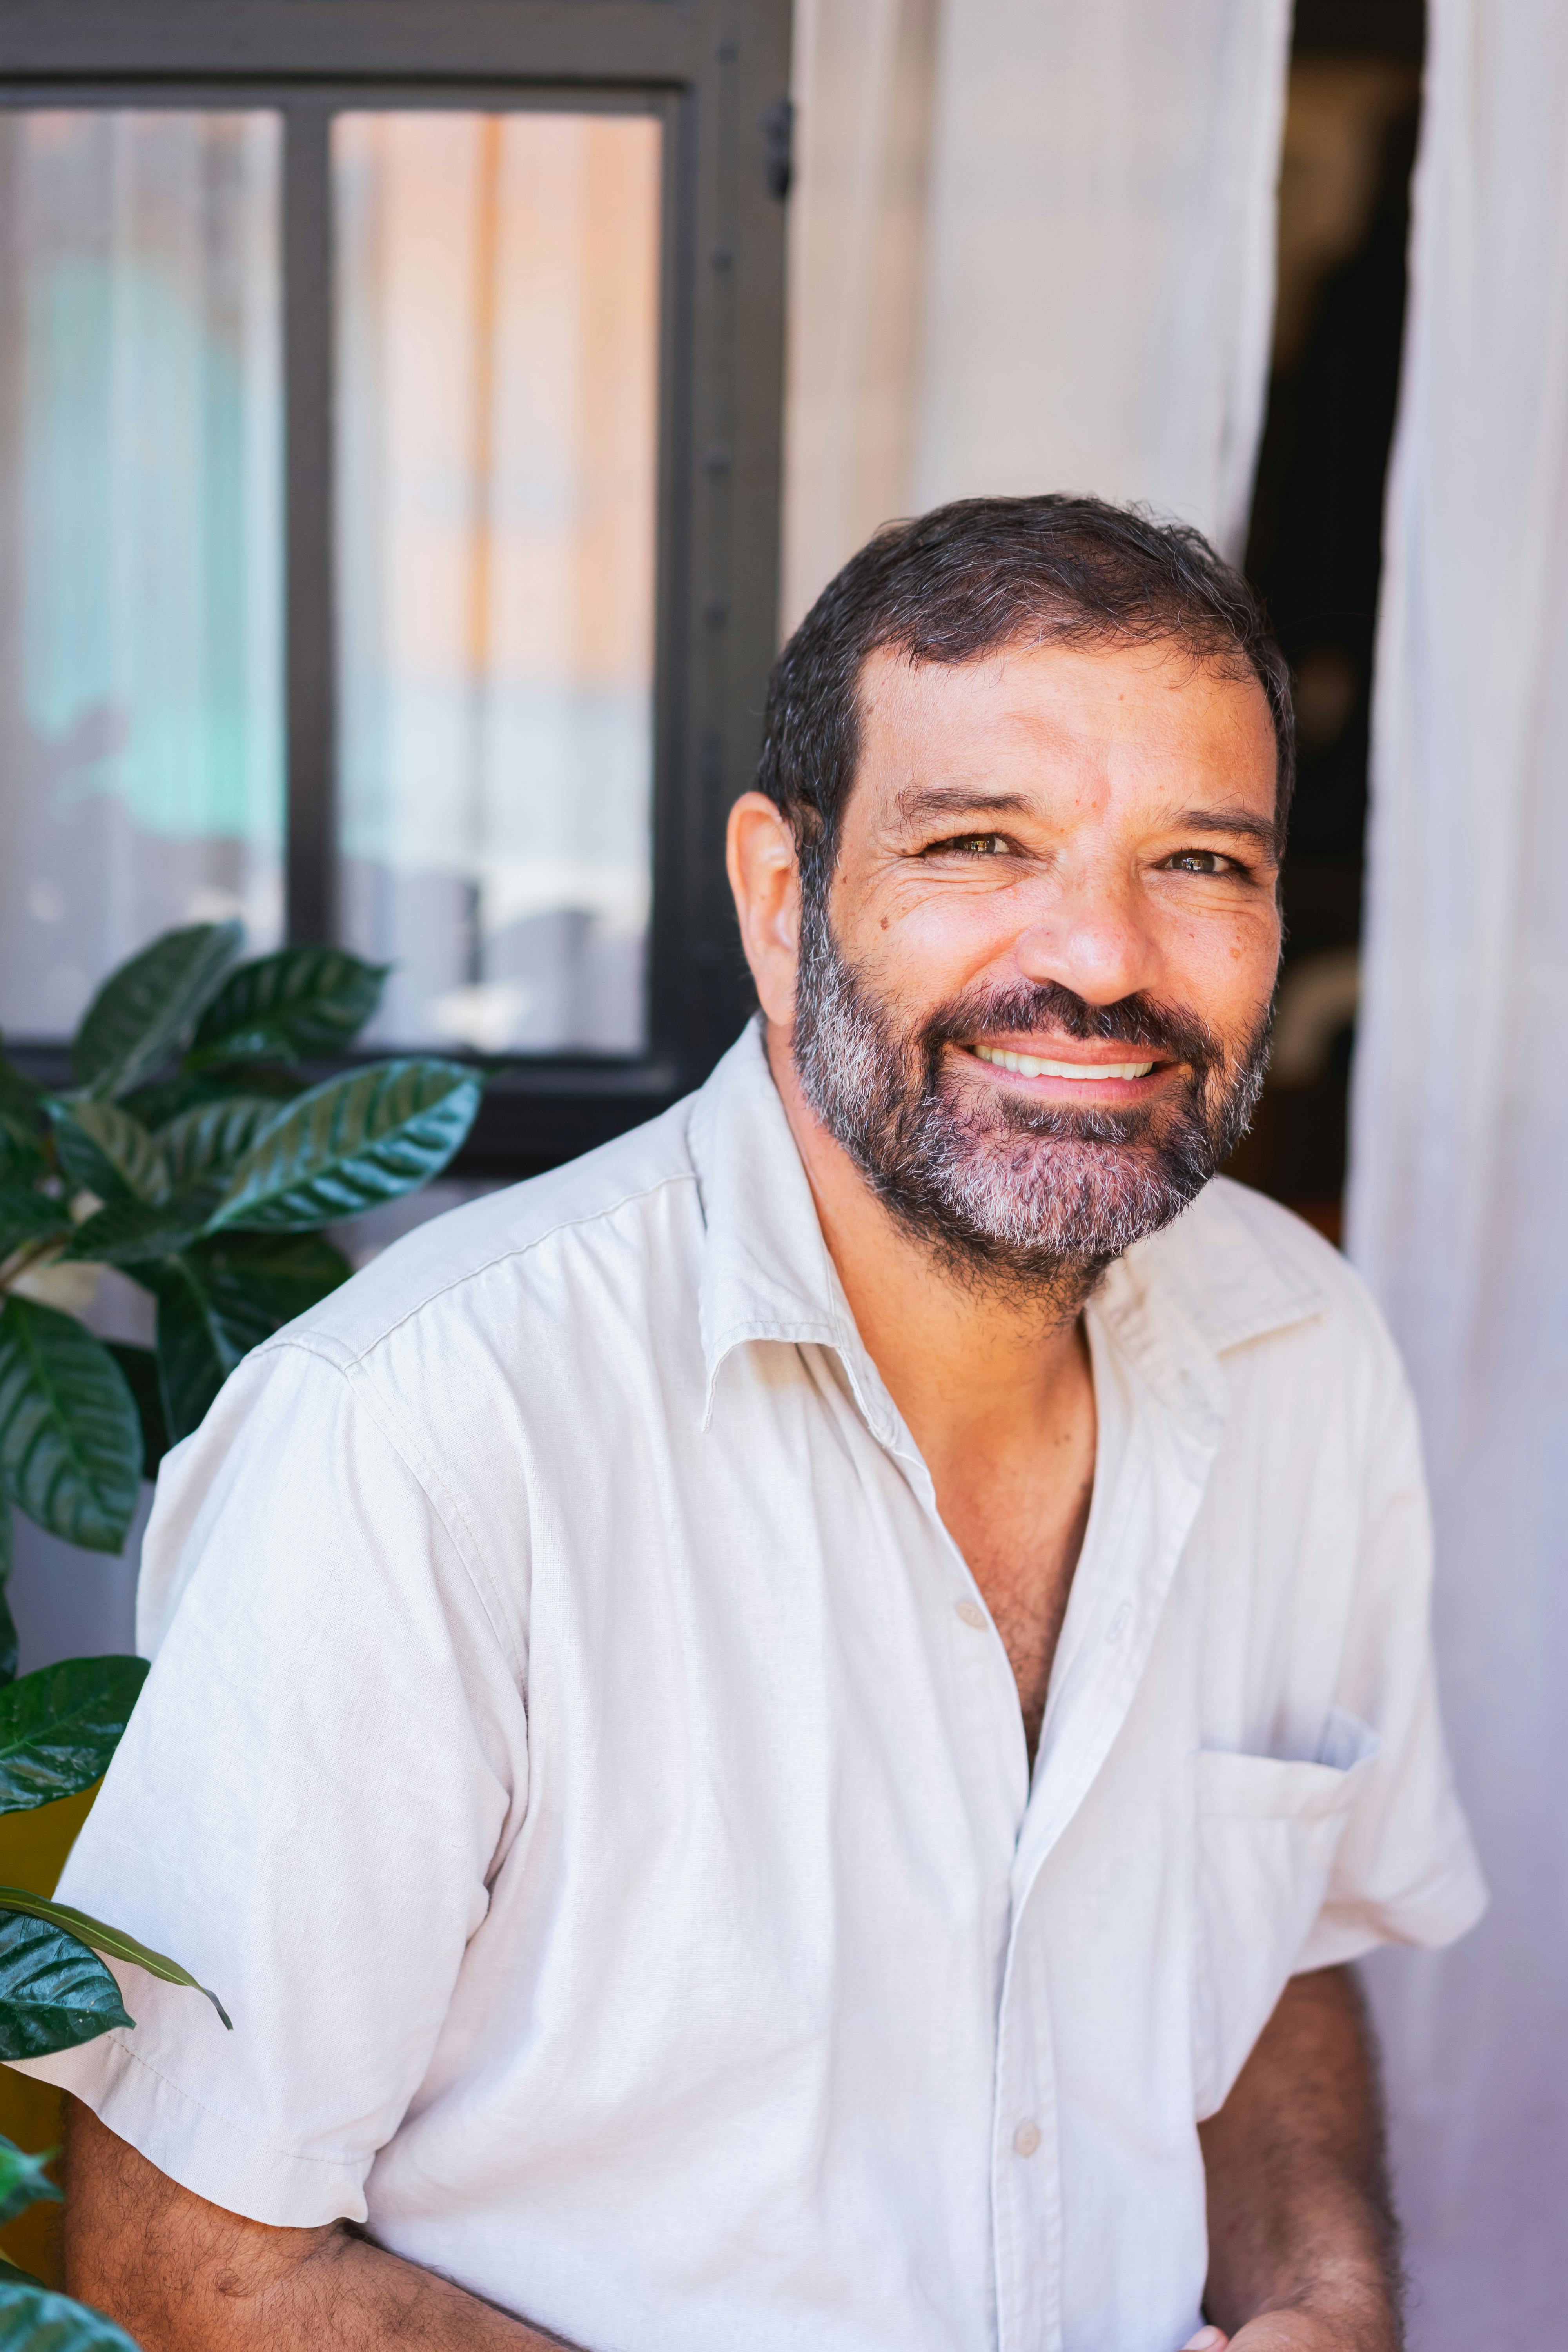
[785,635,1283,1279]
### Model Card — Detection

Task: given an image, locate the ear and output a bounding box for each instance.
[726,793,804,1030]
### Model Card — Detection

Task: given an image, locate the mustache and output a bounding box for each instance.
[790,902,1275,1289]
[920,978,1235,1078]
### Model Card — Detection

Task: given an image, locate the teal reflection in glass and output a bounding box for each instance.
[0,110,283,1038]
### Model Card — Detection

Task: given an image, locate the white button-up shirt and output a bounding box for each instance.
[18,1025,1484,2352]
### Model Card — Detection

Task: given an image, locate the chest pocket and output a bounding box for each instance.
[1191,1707,1379,2118]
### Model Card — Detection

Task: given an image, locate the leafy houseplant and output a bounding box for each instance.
[0,1656,224,2349]
[0,922,486,2345]
[0,920,485,1590]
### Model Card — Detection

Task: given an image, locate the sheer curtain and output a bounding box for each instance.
[1348,2,1568,2340]
[782,0,1291,633]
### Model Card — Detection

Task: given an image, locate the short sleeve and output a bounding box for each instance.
[6,1339,528,2228]
[1297,1356,1486,1971]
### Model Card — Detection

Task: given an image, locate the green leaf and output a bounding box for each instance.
[146,1234,350,1442]
[0,1062,44,1129]
[0,1191,70,1264]
[71,924,242,1102]
[150,1264,237,1446]
[45,1103,167,1210]
[204,1059,483,1234]
[0,1892,229,2031]
[120,1063,303,1133]
[0,2136,60,2230]
[0,1504,15,1686]
[0,1118,46,1190]
[57,1192,220,1270]
[0,1301,142,1553]
[154,1096,285,1187]
[0,1658,148,1813]
[0,1909,133,2062]
[189,947,390,1067]
[0,2273,144,2349]
[103,1345,169,1485]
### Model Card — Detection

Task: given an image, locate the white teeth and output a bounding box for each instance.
[973,1044,1154,1081]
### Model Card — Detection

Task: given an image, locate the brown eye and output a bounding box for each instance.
[947,834,1008,856]
[1170,851,1225,875]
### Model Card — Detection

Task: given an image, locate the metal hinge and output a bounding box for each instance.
[760,97,793,201]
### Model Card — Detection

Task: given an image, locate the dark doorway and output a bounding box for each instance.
[1227,0,1424,1239]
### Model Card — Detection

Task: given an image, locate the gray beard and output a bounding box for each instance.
[790,886,1270,1297]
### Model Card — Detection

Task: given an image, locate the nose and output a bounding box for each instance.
[1009,866,1160,1007]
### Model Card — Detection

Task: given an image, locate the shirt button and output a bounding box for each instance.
[1013,2121,1042,2158]
[954,1599,987,1630]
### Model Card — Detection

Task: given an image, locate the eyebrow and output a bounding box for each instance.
[893,785,1035,825]
[893,784,1279,851]
[1163,805,1280,851]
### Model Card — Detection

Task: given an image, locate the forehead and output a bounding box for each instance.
[851,635,1278,821]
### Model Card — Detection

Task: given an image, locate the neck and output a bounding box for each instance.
[764,1019,1092,1450]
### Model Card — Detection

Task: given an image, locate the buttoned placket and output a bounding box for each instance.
[828,1297,1227,2352]
[685,1033,1290,2351]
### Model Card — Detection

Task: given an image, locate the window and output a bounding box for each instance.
[0,108,286,1029]
[0,2,790,1172]
[333,108,662,1058]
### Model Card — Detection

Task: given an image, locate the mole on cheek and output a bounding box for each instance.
[881,915,890,931]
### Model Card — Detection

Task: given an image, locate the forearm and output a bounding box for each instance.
[63,2100,581,2352]
[1197,1966,1400,2352]
[115,2225,580,2352]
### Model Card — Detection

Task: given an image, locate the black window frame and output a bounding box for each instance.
[0,0,791,1176]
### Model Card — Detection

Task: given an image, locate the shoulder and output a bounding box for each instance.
[143,1099,710,1657]
[1181,1176,1374,1315]
[266,1093,705,1372]
[1198,1175,1391,1324]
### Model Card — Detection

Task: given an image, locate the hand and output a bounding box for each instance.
[1183,2314,1359,2350]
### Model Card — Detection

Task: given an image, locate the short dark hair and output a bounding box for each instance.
[756,494,1295,877]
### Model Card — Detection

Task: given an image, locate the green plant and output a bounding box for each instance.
[0,920,485,1595]
[0,1655,221,2346]
[0,923,486,2345]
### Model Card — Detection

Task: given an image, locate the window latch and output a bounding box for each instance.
[760,98,793,202]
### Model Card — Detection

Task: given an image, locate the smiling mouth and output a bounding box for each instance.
[970,1042,1158,1082]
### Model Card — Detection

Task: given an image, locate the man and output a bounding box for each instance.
[18,497,1483,2352]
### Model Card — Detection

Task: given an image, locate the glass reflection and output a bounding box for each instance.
[334,111,662,1055]
[0,110,285,1038]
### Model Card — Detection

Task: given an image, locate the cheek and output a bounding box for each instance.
[846,879,1023,989]
[1156,900,1280,1024]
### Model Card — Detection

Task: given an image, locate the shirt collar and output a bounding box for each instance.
[689,1022,903,1443]
[1093,1180,1327,1439]
[687,1020,1326,1445]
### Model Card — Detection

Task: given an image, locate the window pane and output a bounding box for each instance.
[0,110,284,1039]
[334,111,662,1056]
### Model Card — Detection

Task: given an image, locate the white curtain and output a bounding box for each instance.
[782,0,1292,633]
[1348,3,1568,2342]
